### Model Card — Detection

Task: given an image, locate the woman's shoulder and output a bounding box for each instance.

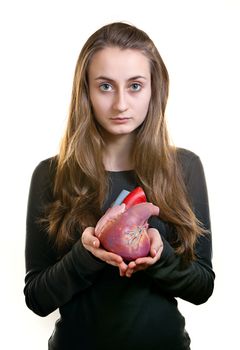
[30,156,58,193]
[175,147,204,182]
[32,156,58,177]
[176,147,200,165]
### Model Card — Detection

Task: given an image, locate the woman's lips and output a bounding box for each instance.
[110,117,131,124]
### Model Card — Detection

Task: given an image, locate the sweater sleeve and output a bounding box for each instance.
[145,151,215,305]
[23,159,105,317]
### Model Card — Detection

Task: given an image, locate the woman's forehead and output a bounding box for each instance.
[88,47,151,80]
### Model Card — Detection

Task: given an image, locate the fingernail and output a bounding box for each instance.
[93,240,97,247]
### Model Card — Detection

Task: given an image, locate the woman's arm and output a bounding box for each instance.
[144,151,215,305]
[145,234,214,305]
[24,159,106,317]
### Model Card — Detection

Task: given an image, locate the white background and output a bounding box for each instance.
[1,0,239,349]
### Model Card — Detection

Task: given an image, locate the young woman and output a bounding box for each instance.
[24,22,215,350]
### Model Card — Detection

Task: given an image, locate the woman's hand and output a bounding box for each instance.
[119,228,163,278]
[81,227,163,278]
[81,227,128,273]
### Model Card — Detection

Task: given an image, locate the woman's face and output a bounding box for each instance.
[88,47,151,139]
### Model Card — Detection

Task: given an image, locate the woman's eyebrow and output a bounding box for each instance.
[94,75,148,82]
[94,76,115,82]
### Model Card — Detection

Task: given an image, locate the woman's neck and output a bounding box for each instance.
[103,133,135,171]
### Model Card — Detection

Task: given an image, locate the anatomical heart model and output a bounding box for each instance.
[95,187,159,261]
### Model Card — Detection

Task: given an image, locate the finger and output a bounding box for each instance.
[147,228,163,257]
[150,247,157,258]
[118,262,128,276]
[126,268,134,278]
[96,250,123,265]
[135,256,151,265]
[134,256,157,269]
[81,227,99,248]
[120,261,137,277]
[128,261,137,269]
[92,239,100,249]
[83,238,100,251]
[150,244,163,258]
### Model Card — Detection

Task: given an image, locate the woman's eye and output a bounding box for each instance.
[99,83,112,92]
[130,83,141,91]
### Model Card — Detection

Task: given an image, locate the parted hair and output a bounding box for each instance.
[45,22,204,263]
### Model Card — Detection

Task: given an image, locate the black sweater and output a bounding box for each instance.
[24,148,215,350]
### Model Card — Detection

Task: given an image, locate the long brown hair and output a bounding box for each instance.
[46,22,204,262]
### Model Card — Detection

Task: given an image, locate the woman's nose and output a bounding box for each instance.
[113,88,128,113]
